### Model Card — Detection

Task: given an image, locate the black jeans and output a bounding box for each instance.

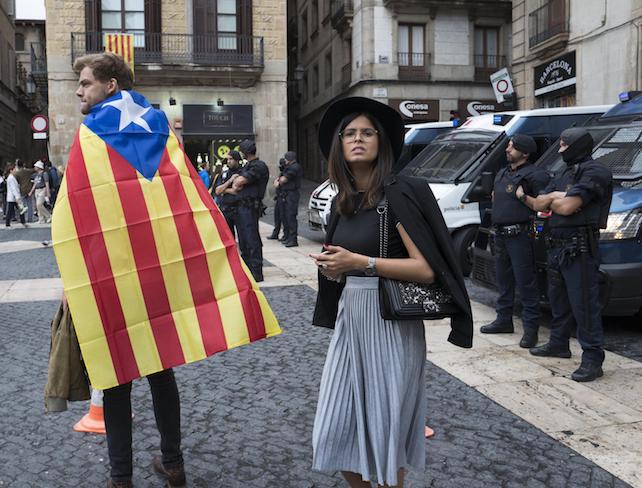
[104,369,183,482]
[5,201,25,226]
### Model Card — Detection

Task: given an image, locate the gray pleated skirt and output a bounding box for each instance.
[312,276,426,486]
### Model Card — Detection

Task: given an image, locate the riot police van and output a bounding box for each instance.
[400,105,611,275]
[471,92,642,318]
[307,120,457,232]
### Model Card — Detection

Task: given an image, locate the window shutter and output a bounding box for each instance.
[84,0,101,51]
[144,0,161,53]
[239,0,253,37]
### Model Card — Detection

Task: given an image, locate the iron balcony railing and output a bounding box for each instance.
[30,42,47,78]
[473,54,507,81]
[397,52,431,80]
[528,0,568,47]
[71,32,264,68]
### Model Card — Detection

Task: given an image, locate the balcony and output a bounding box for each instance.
[341,62,351,89]
[397,52,430,81]
[30,42,47,86]
[330,0,354,34]
[474,54,506,82]
[71,32,264,87]
[528,0,569,52]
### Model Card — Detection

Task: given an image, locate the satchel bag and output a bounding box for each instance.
[377,199,459,320]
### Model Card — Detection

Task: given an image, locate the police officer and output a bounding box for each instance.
[267,157,287,241]
[275,150,303,247]
[517,128,612,382]
[233,139,270,282]
[214,150,243,239]
[481,134,549,348]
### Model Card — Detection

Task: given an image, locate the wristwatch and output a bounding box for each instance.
[364,257,377,276]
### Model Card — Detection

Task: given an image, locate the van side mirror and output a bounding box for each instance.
[461,171,494,204]
[481,171,494,196]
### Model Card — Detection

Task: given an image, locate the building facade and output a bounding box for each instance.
[45,0,288,173]
[512,0,642,109]
[0,0,17,165]
[288,0,513,181]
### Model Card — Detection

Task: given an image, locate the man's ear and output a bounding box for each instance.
[107,78,119,96]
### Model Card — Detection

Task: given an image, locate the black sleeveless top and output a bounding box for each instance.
[331,194,407,276]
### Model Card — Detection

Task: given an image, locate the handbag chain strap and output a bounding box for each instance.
[377,199,389,259]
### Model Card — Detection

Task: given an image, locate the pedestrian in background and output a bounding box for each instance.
[14,159,34,222]
[480,134,549,348]
[518,128,613,382]
[310,97,473,488]
[275,150,303,247]
[4,162,28,228]
[233,139,269,282]
[29,160,51,224]
[267,157,286,241]
[198,160,211,190]
[214,150,244,239]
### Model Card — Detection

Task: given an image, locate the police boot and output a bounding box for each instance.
[529,342,571,358]
[152,456,186,488]
[267,231,280,240]
[571,363,604,382]
[480,320,514,334]
[519,329,538,348]
[283,239,299,247]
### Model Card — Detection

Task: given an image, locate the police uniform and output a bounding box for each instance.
[268,158,286,240]
[279,158,303,246]
[531,129,612,381]
[482,135,550,347]
[236,156,269,282]
[216,165,243,239]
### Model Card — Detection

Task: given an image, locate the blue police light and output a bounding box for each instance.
[493,114,502,124]
[452,119,459,127]
[619,92,631,102]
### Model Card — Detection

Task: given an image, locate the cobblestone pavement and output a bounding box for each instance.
[0,231,636,487]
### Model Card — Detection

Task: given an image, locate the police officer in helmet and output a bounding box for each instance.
[481,134,549,348]
[232,140,270,282]
[274,150,303,247]
[517,128,612,382]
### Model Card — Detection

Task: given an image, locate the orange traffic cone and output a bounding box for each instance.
[73,389,106,434]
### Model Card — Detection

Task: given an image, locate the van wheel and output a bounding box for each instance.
[453,226,478,277]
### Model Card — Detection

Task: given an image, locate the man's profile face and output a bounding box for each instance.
[75,66,116,115]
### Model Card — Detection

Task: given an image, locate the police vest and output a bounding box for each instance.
[492,164,539,225]
[238,159,269,200]
[550,160,612,229]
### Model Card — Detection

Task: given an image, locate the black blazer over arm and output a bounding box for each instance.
[312,175,473,349]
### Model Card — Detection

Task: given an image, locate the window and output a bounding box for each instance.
[311,0,319,35]
[474,27,499,68]
[324,50,332,88]
[15,33,25,52]
[302,71,308,102]
[101,0,145,47]
[398,24,424,67]
[301,9,308,48]
[217,0,238,50]
[312,63,319,96]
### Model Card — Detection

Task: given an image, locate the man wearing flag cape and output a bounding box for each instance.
[52,52,280,488]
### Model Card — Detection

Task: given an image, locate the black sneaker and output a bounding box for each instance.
[266,233,280,240]
[571,363,603,382]
[283,240,299,247]
[519,330,538,348]
[480,320,514,334]
[529,342,571,358]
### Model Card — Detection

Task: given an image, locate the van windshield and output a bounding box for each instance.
[538,126,642,182]
[400,130,499,182]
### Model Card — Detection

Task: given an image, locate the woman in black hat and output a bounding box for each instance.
[310,97,473,487]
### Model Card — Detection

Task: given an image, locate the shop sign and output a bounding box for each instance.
[534,51,576,97]
[389,99,440,122]
[458,99,511,118]
[182,105,254,135]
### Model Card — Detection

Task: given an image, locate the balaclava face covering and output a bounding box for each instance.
[560,128,594,166]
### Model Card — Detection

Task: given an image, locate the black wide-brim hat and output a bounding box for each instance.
[318,96,405,161]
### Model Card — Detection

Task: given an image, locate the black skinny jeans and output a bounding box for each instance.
[5,201,25,227]
[104,368,183,482]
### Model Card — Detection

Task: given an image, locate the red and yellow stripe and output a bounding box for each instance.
[52,125,280,389]
[104,33,134,74]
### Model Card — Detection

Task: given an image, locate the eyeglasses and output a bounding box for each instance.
[339,128,379,142]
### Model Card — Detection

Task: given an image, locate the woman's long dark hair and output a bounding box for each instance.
[3,162,16,179]
[327,112,395,215]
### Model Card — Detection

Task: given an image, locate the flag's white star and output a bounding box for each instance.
[104,90,152,133]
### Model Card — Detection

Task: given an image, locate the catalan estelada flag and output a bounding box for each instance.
[104,33,134,74]
[52,90,280,390]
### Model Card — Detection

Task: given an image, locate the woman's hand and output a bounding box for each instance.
[310,245,362,275]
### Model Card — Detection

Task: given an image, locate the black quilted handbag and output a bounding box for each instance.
[377,200,459,321]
